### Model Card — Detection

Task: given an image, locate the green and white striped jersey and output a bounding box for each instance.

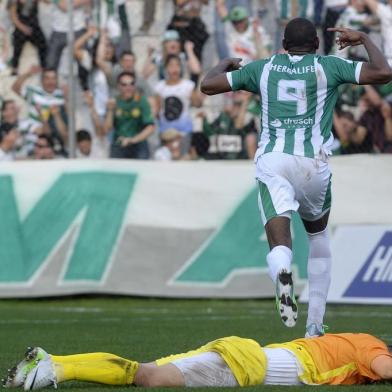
[227,54,363,158]
[21,85,65,126]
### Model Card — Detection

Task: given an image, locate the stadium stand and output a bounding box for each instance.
[0,0,391,161]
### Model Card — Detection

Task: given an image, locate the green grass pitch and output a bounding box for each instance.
[0,298,391,391]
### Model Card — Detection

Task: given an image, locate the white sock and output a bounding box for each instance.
[306,229,331,327]
[266,245,292,282]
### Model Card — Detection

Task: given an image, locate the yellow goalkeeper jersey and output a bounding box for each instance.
[267,333,391,385]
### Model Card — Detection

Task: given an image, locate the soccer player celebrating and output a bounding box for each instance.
[3,332,392,389]
[200,18,392,336]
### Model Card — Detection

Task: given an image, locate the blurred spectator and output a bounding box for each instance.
[83,91,101,133]
[82,91,109,157]
[334,86,392,154]
[379,101,392,151]
[0,27,10,73]
[277,0,311,20]
[216,4,271,64]
[323,0,348,54]
[1,99,19,127]
[8,0,47,75]
[153,127,183,160]
[110,50,151,96]
[0,123,19,161]
[331,0,374,59]
[76,129,93,158]
[167,0,210,63]
[335,0,369,30]
[73,24,100,92]
[359,90,392,153]
[153,54,203,153]
[333,110,372,153]
[88,29,117,116]
[91,0,131,57]
[143,30,201,84]
[139,0,156,33]
[214,0,252,59]
[314,0,324,26]
[75,128,107,158]
[331,111,349,154]
[46,0,90,72]
[186,131,210,159]
[375,81,392,103]
[12,66,68,157]
[246,93,261,133]
[73,25,119,120]
[273,0,312,52]
[363,0,392,67]
[0,99,36,157]
[32,134,55,159]
[3,0,392,161]
[336,83,365,116]
[200,91,258,159]
[104,71,155,159]
[93,32,151,104]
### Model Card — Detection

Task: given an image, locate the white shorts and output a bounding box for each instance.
[255,152,331,225]
[171,352,239,387]
[263,347,302,385]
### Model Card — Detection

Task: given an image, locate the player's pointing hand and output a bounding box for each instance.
[327,27,365,50]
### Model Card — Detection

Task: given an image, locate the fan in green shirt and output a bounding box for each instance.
[201,92,257,159]
[105,71,155,159]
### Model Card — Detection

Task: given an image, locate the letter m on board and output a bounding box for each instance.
[0,172,136,283]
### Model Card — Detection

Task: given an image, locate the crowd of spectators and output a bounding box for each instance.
[0,0,391,162]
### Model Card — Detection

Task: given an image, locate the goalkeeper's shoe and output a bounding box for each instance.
[305,323,328,338]
[2,347,49,388]
[275,269,298,327]
[24,357,57,391]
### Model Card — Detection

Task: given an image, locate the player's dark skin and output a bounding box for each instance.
[200,27,392,248]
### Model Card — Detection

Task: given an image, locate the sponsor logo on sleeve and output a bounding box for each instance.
[270,118,314,129]
[270,119,282,127]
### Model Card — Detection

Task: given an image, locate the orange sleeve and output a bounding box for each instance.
[356,335,392,379]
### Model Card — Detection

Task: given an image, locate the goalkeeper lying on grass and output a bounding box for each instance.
[3,332,392,390]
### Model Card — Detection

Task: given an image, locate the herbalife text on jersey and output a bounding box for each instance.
[269,64,316,74]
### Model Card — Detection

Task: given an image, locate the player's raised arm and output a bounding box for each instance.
[328,27,392,84]
[200,58,242,95]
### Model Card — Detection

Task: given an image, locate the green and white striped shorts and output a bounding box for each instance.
[255,152,331,225]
